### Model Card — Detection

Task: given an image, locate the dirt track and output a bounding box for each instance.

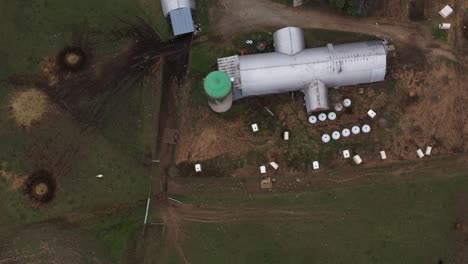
[212,0,456,60]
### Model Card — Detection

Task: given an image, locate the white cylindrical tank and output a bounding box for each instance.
[342,128,351,137]
[352,126,360,135]
[343,99,352,107]
[334,103,344,112]
[332,131,341,140]
[318,113,327,121]
[273,27,305,55]
[362,125,371,133]
[161,0,195,16]
[367,109,377,119]
[328,112,337,120]
[322,134,331,143]
[308,115,318,124]
[237,41,388,97]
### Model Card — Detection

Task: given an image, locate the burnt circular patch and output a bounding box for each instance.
[23,170,56,203]
[57,47,87,71]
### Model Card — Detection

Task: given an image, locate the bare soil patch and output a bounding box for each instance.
[57,46,88,72]
[9,88,50,128]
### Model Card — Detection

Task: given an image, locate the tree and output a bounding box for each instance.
[329,0,346,9]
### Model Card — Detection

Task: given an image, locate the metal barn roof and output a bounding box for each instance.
[169,8,195,36]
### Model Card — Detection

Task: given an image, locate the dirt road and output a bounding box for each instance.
[212,0,456,60]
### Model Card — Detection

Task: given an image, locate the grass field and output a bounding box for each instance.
[0,0,167,263]
[160,157,468,264]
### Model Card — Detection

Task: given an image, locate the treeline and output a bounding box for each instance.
[328,0,373,16]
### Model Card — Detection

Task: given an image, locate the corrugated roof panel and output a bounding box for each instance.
[169,8,195,36]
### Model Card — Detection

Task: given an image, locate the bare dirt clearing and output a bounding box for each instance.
[9,88,50,128]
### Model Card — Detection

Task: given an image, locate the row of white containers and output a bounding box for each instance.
[322,125,371,143]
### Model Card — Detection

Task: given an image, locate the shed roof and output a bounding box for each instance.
[170,8,195,36]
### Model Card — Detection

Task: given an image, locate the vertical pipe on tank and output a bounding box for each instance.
[303,80,330,114]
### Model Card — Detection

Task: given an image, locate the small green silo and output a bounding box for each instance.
[204,71,232,99]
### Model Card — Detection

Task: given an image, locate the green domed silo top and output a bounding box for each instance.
[204,71,232,99]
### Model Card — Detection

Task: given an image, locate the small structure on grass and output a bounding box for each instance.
[417,149,425,158]
[439,5,453,19]
[261,177,273,189]
[251,123,259,132]
[353,155,363,165]
[312,161,320,170]
[343,150,350,159]
[426,146,433,156]
[380,151,387,160]
[161,0,196,36]
[367,109,377,119]
[270,162,279,170]
[439,23,451,30]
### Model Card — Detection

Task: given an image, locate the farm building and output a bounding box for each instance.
[208,27,388,113]
[161,0,196,36]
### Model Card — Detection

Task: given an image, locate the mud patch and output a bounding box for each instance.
[9,88,49,127]
[23,170,56,203]
[409,0,425,21]
[57,47,88,72]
